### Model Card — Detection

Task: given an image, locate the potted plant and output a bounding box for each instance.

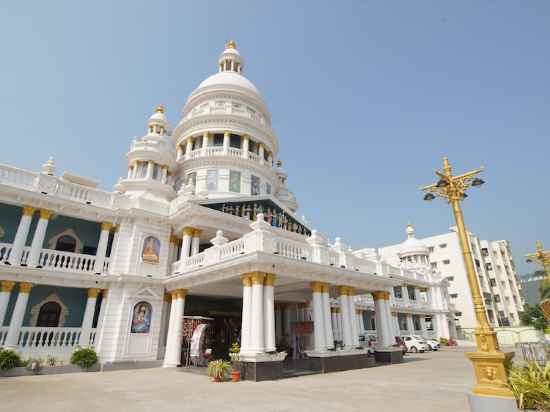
[229,342,241,382]
[207,359,231,382]
[70,347,98,371]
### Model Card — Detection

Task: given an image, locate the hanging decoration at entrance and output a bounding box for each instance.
[201,199,311,236]
[190,323,212,366]
[142,236,160,264]
[131,301,152,333]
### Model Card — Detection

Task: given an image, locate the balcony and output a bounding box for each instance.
[0,243,109,275]
[179,147,273,170]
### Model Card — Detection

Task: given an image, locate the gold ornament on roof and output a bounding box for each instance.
[225,40,237,49]
[155,105,165,114]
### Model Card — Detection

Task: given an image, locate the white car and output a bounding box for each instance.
[425,339,440,351]
[402,335,430,353]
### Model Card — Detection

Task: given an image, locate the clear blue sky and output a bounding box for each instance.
[1,1,549,274]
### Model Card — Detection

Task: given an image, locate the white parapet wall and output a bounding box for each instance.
[459,326,544,345]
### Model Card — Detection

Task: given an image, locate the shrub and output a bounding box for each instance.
[0,349,22,370]
[46,355,57,367]
[70,347,98,369]
[439,338,449,346]
[207,359,231,381]
[509,362,550,411]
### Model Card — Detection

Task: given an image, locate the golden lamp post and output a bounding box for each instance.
[525,241,550,322]
[422,157,514,399]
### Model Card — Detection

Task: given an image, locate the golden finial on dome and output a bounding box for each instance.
[155,105,165,114]
[225,40,237,49]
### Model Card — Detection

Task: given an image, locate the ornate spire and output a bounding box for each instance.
[218,40,243,74]
[155,105,165,114]
[225,40,237,49]
[406,223,415,239]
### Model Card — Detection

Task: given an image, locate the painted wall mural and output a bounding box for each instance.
[142,236,160,264]
[131,301,152,334]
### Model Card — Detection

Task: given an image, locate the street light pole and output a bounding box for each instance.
[422,157,514,399]
[525,241,550,322]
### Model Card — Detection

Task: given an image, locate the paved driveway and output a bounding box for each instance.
[0,349,475,412]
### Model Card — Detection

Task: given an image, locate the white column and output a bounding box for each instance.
[8,206,35,266]
[161,166,168,184]
[249,272,265,353]
[259,143,265,165]
[191,229,201,256]
[264,274,276,352]
[392,313,401,338]
[331,307,339,342]
[373,291,393,348]
[176,145,183,160]
[201,132,209,156]
[348,289,359,347]
[26,209,53,267]
[407,315,415,334]
[146,161,154,179]
[185,138,193,160]
[223,131,230,155]
[79,288,99,346]
[0,281,15,327]
[338,286,353,349]
[159,293,172,350]
[420,316,427,338]
[94,222,112,274]
[242,135,250,159]
[163,289,186,367]
[311,282,326,352]
[4,282,32,349]
[93,289,108,353]
[321,284,334,349]
[181,227,193,258]
[240,275,252,353]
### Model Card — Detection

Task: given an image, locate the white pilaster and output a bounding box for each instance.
[27,209,53,267]
[242,135,250,159]
[191,229,201,256]
[181,227,193,258]
[348,289,359,347]
[311,282,326,352]
[223,131,230,155]
[338,287,353,349]
[185,138,193,160]
[264,274,276,352]
[331,308,339,342]
[0,281,15,327]
[240,275,252,353]
[259,143,265,165]
[79,288,99,346]
[5,283,32,349]
[146,161,154,179]
[249,272,265,353]
[163,289,186,367]
[202,132,209,156]
[94,222,112,274]
[8,207,35,266]
[321,284,334,349]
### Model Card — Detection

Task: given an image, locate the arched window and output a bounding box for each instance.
[55,235,77,252]
[36,302,61,327]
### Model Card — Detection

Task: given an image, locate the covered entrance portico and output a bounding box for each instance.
[162,240,404,380]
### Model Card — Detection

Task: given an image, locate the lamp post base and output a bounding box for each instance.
[467,392,518,412]
[466,350,515,398]
[540,299,550,323]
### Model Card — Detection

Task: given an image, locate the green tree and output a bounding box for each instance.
[520,304,548,331]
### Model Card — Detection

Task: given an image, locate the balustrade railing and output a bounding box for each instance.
[274,238,311,261]
[0,326,8,346]
[180,147,272,169]
[14,327,94,357]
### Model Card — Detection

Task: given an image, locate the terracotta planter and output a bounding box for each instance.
[231,370,241,382]
[213,375,222,382]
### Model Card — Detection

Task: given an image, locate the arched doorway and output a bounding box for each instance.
[36,302,62,327]
[55,235,77,253]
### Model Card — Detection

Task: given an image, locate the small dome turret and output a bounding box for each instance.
[218,40,244,74]
[398,223,430,269]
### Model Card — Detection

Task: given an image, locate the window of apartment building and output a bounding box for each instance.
[494,295,501,303]
[442,259,450,265]
[475,259,481,269]
[229,134,241,148]
[450,293,458,299]
[430,262,437,269]
[407,286,416,301]
[425,316,434,331]
[485,263,493,271]
[251,175,260,195]
[481,248,489,257]
[211,133,223,146]
[413,315,421,331]
[446,276,454,281]
[428,246,434,253]
[439,243,447,248]
[489,278,497,287]
[206,169,218,191]
[229,170,241,193]
[393,286,403,299]
[398,314,408,331]
[265,183,272,195]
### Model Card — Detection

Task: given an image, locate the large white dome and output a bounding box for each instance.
[399,224,429,256]
[197,71,261,97]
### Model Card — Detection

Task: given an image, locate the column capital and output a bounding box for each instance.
[182,227,195,237]
[265,273,276,286]
[321,283,330,293]
[347,287,356,296]
[164,292,172,302]
[101,222,113,231]
[22,206,35,216]
[202,131,209,138]
[338,285,349,296]
[372,290,390,301]
[193,229,202,237]
[241,274,252,287]
[171,288,187,299]
[223,130,231,136]
[1,280,15,293]
[19,282,33,294]
[170,235,180,244]
[250,271,265,285]
[39,209,54,220]
[88,288,100,298]
[102,289,109,298]
[310,281,324,293]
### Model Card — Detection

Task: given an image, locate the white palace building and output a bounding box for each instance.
[0,41,457,379]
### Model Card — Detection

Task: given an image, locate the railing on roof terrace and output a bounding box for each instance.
[0,163,114,208]
[182,147,272,168]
